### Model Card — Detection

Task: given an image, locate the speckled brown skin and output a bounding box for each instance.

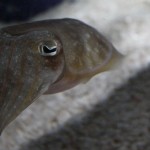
[0,18,122,133]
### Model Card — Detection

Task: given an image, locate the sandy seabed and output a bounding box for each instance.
[0,0,150,150]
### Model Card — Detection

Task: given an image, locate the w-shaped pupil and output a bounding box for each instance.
[43,46,56,53]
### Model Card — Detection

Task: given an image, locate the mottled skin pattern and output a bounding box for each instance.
[0,18,122,133]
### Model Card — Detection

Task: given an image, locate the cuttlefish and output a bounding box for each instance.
[0,18,123,133]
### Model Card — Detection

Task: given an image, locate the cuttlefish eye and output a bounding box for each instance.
[39,41,59,56]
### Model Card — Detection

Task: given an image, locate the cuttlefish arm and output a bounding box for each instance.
[0,18,123,133]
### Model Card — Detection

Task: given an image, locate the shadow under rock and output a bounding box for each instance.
[20,66,150,150]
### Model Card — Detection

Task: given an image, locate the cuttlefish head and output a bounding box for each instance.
[2,18,122,95]
[41,18,123,94]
